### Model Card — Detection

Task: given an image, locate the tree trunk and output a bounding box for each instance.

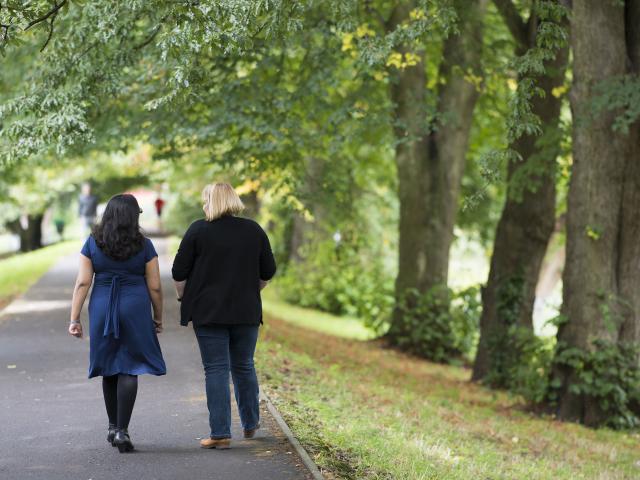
[241,190,260,219]
[618,0,640,353]
[6,214,44,252]
[287,157,328,264]
[28,214,43,250]
[387,0,487,353]
[553,0,639,426]
[472,1,569,383]
[614,1,640,396]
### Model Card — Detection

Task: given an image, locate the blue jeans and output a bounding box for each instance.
[194,324,260,439]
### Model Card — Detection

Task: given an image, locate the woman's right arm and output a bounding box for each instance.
[69,255,94,338]
[172,223,198,299]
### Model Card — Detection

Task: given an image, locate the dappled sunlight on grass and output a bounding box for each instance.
[262,288,378,341]
[257,316,640,479]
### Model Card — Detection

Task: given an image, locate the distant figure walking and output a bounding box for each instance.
[154,196,166,232]
[154,196,165,219]
[78,182,98,234]
[69,194,166,453]
[172,182,276,449]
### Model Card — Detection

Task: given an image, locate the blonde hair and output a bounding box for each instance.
[202,183,245,221]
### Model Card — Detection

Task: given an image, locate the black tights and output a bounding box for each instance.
[102,374,138,430]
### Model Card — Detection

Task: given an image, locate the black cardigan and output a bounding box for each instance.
[171,216,276,327]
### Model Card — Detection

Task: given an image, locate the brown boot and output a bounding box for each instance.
[200,437,231,449]
[244,424,260,439]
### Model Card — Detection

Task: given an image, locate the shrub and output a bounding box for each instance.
[389,286,481,363]
[278,239,394,333]
[485,325,556,403]
[482,274,556,402]
[550,340,640,429]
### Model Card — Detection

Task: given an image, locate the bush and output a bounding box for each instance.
[482,274,556,403]
[550,340,640,429]
[389,286,481,363]
[278,240,394,333]
[485,325,556,403]
[163,194,203,234]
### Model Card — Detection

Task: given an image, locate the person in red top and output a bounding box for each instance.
[154,197,165,218]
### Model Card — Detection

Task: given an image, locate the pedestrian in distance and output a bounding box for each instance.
[69,194,166,453]
[78,182,99,235]
[172,182,276,449]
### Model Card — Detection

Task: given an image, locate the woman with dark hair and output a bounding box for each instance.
[69,193,166,453]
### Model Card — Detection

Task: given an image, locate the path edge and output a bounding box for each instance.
[260,391,325,480]
[0,252,77,323]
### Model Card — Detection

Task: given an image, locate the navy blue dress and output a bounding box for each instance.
[81,236,167,378]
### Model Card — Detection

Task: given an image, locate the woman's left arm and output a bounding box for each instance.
[145,257,164,333]
[69,255,94,338]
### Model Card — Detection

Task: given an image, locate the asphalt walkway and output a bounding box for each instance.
[0,238,310,480]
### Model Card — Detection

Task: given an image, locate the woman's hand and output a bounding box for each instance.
[69,321,83,338]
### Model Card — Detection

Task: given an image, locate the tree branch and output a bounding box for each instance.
[133,13,171,50]
[0,24,9,43]
[364,0,388,30]
[134,24,162,50]
[493,0,528,47]
[24,0,67,31]
[39,13,58,51]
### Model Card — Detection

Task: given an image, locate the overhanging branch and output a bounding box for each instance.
[23,0,67,51]
[24,0,67,31]
[493,0,528,47]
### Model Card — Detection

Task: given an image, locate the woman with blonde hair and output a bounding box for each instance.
[172,182,276,449]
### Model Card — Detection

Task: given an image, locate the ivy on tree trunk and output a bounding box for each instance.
[473,0,569,385]
[386,0,487,358]
[551,0,640,427]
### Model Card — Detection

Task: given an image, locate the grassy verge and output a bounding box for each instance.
[256,313,640,479]
[262,288,376,340]
[167,235,181,258]
[0,240,80,309]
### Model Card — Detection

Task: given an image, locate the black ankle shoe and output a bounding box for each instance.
[114,429,134,453]
[107,424,116,446]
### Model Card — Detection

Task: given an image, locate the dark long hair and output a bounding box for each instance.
[92,194,144,261]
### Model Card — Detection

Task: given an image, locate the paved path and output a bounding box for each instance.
[0,238,310,480]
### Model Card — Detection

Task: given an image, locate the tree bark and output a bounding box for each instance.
[618,0,640,352]
[240,190,260,219]
[386,0,487,350]
[472,1,569,382]
[7,214,44,252]
[288,157,328,264]
[553,0,639,425]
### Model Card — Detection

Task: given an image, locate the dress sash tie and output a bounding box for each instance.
[104,275,121,339]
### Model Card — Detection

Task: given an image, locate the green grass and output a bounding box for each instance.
[257,313,640,479]
[167,235,181,258]
[0,240,80,306]
[262,288,377,340]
